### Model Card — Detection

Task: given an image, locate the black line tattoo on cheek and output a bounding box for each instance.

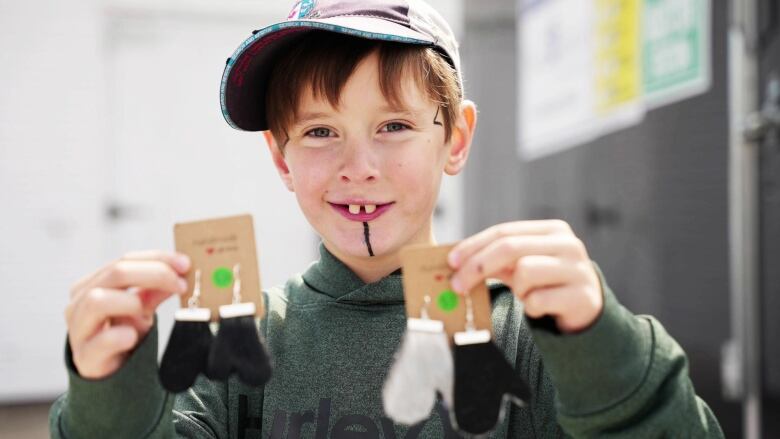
[433,106,443,126]
[363,222,375,257]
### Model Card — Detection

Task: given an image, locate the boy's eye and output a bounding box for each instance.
[305,127,333,138]
[381,122,409,133]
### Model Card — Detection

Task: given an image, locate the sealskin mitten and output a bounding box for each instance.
[452,329,531,436]
[382,318,454,425]
[206,302,272,386]
[159,308,213,392]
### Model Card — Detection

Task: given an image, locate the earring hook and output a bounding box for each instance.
[187,269,202,309]
[421,294,432,320]
[464,290,475,332]
[232,263,242,304]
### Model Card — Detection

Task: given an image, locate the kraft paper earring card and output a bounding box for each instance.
[174,214,263,321]
[399,243,492,340]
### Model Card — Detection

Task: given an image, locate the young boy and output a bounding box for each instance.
[50,0,724,437]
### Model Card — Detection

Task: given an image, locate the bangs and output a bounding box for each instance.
[265,31,461,148]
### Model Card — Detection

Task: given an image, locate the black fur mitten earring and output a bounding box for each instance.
[206,264,272,386]
[159,269,213,392]
[451,292,531,436]
[382,295,453,425]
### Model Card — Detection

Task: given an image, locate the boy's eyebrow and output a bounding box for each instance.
[293,111,333,126]
[294,107,428,126]
[378,105,426,119]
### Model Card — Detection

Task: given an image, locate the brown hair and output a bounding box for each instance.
[265,31,461,149]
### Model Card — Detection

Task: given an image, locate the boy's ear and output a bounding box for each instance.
[444,100,477,176]
[263,131,294,192]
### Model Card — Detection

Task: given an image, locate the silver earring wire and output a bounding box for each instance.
[231,263,242,304]
[464,291,476,332]
[187,269,202,309]
[421,295,432,320]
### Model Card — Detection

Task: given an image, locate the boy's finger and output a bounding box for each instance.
[77,260,188,299]
[451,235,582,293]
[112,314,155,338]
[83,324,138,356]
[121,250,191,274]
[522,285,575,319]
[448,220,571,269]
[511,256,588,300]
[70,251,190,297]
[75,325,138,379]
[112,288,189,338]
[136,288,181,314]
[523,285,599,332]
[68,288,144,345]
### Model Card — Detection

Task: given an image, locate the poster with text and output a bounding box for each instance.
[518,0,710,160]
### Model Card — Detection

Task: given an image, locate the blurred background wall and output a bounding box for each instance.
[460,0,779,437]
[462,0,736,432]
[2,0,779,438]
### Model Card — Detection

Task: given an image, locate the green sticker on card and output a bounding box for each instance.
[212,267,233,288]
[437,290,458,312]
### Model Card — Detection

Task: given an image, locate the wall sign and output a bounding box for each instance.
[518,0,711,160]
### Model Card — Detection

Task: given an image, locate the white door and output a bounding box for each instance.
[102,4,316,357]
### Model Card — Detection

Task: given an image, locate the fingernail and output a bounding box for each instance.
[451,277,463,294]
[174,254,191,272]
[140,313,154,326]
[177,277,188,293]
[448,251,460,267]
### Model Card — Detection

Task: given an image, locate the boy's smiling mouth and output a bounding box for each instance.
[327,201,395,222]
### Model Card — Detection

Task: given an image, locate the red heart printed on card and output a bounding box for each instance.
[206,247,215,255]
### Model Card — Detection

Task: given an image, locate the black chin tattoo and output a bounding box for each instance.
[363,222,375,257]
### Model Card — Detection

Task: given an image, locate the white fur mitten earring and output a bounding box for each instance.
[382,295,453,425]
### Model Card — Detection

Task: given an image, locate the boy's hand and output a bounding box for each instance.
[64,251,190,379]
[448,220,603,333]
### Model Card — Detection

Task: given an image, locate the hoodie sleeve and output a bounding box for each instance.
[525,264,724,438]
[48,320,229,439]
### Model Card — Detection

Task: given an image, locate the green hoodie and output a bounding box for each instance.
[49,244,723,438]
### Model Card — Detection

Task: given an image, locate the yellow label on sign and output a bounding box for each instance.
[594,0,641,113]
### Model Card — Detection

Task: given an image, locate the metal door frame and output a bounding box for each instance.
[727,0,762,437]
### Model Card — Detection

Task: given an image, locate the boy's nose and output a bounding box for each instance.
[339,143,379,183]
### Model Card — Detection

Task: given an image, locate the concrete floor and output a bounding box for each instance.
[0,402,53,439]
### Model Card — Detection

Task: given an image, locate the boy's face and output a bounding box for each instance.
[266,50,475,262]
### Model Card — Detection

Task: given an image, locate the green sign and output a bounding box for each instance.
[642,0,709,104]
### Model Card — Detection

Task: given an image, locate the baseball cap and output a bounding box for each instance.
[220,0,462,131]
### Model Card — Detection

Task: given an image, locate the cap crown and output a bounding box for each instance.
[285,0,460,76]
[221,0,461,131]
